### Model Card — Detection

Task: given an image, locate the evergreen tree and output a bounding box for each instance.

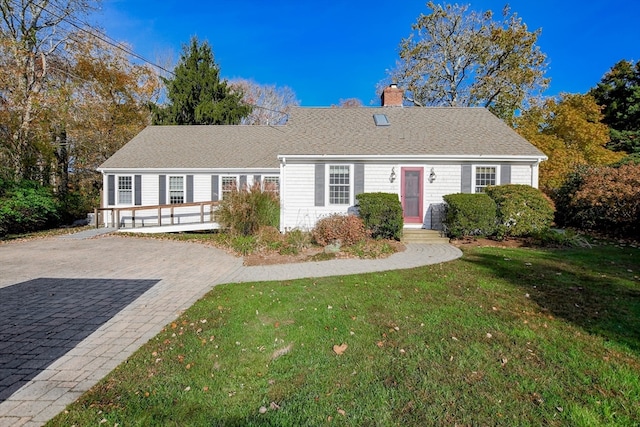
[589,60,640,154]
[152,37,251,125]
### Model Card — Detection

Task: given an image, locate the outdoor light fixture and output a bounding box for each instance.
[429,167,437,183]
[389,167,397,183]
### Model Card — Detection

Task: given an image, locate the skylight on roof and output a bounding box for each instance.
[373,114,390,126]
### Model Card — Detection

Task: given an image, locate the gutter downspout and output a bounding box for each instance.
[279,157,286,233]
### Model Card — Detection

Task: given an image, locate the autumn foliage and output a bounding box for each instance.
[214,183,280,236]
[311,214,368,246]
[516,94,624,192]
[555,164,640,237]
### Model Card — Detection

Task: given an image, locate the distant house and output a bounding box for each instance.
[98,85,547,232]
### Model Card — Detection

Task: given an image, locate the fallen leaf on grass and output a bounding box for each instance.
[333,343,348,355]
[337,408,346,416]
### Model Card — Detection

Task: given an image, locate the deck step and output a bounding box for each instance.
[402,229,450,244]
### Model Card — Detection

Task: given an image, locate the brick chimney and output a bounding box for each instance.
[381,83,403,107]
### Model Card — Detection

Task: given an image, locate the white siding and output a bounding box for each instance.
[363,164,399,194]
[101,171,274,228]
[511,164,534,186]
[141,174,158,206]
[281,162,468,231]
[422,165,462,229]
[281,164,334,231]
[193,174,211,202]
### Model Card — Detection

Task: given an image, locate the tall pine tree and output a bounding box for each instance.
[152,37,251,125]
[589,60,640,154]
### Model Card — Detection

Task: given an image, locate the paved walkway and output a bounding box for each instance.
[0,233,461,426]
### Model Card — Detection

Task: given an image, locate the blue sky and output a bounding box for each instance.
[93,1,640,106]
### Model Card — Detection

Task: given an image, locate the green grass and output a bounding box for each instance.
[48,242,640,426]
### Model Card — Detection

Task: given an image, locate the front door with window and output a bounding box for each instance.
[401,168,423,224]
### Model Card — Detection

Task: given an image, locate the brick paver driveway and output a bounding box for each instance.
[0,235,243,426]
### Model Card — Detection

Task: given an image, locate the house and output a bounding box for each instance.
[97,85,547,232]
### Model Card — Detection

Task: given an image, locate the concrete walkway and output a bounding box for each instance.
[0,233,461,426]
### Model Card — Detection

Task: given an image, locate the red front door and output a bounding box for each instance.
[401,168,423,224]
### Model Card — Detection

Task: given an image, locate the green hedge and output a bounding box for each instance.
[0,179,60,237]
[356,192,403,240]
[442,193,497,238]
[485,184,554,238]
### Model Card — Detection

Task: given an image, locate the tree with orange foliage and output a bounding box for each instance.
[515,93,624,192]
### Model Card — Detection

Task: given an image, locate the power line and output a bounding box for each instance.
[5,0,291,118]
[8,0,174,76]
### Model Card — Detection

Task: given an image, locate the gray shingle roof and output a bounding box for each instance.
[98,107,545,170]
[98,125,285,169]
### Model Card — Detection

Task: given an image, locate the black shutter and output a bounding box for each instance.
[159,175,166,205]
[134,175,142,205]
[315,164,325,206]
[211,175,219,201]
[186,175,194,202]
[254,175,261,187]
[239,175,247,190]
[461,164,472,193]
[107,175,115,206]
[500,165,511,185]
[354,163,365,196]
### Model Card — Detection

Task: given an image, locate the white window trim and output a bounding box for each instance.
[220,175,239,200]
[168,175,186,204]
[327,164,353,206]
[116,174,133,206]
[472,165,500,193]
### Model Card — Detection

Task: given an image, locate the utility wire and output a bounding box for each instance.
[9,0,174,76]
[6,0,290,118]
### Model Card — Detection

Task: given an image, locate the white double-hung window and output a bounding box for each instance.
[474,166,497,193]
[221,176,238,200]
[329,165,350,205]
[169,176,184,204]
[118,176,132,204]
[262,176,279,194]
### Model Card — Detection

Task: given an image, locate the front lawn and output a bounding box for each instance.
[48,241,640,426]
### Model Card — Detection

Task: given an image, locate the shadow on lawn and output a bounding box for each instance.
[461,248,640,354]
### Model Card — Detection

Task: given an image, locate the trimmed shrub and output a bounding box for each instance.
[214,182,279,236]
[555,164,640,237]
[311,214,368,246]
[442,193,497,238]
[485,184,554,238]
[356,192,403,240]
[0,180,60,236]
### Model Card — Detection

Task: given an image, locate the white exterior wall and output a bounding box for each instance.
[141,174,159,205]
[511,164,535,186]
[280,163,331,231]
[101,171,274,228]
[280,161,540,232]
[362,164,399,194]
[421,164,462,229]
[193,174,211,202]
